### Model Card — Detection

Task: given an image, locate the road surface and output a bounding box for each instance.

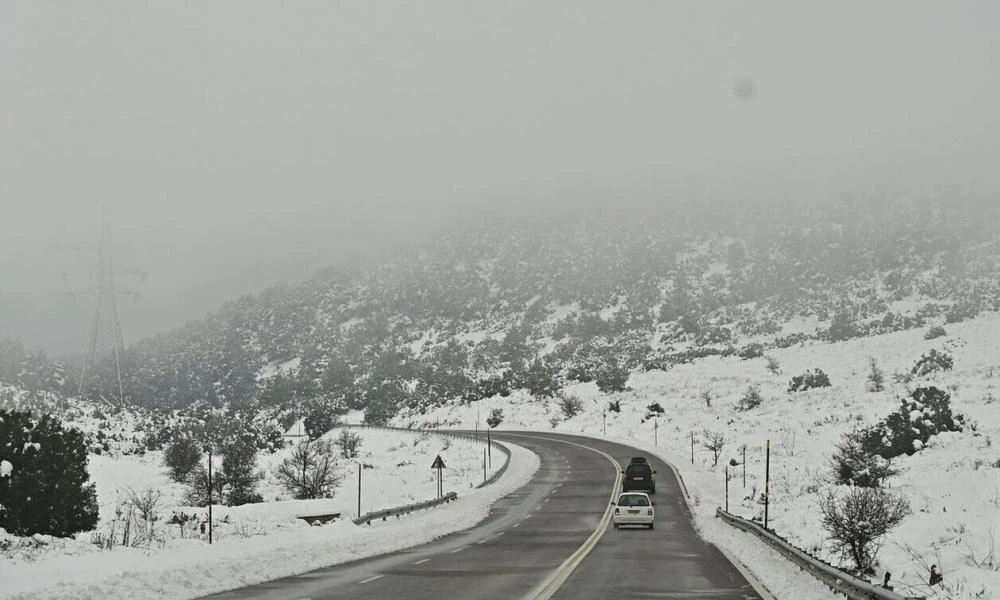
[202,431,764,600]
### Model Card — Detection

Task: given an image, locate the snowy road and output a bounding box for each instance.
[202,432,765,600]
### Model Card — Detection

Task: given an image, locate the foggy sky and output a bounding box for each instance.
[2,1,999,354]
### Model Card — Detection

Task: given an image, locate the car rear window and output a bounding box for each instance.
[626,464,651,477]
[618,494,650,507]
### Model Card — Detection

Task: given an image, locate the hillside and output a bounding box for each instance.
[409,311,1000,598]
[91,194,998,423]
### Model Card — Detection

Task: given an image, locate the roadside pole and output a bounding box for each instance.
[357,463,362,519]
[764,439,771,530]
[690,432,695,464]
[487,426,491,469]
[207,446,213,544]
[654,418,658,446]
[725,466,729,512]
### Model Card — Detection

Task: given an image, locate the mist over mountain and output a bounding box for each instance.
[19,192,974,423]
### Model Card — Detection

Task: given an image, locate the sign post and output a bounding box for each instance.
[431,454,446,498]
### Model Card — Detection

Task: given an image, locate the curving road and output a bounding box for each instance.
[201,432,765,600]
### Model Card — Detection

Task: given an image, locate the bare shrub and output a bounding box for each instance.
[820,487,911,572]
[701,429,726,466]
[700,389,713,407]
[335,429,362,459]
[556,392,583,418]
[866,357,885,392]
[765,356,781,375]
[275,440,343,500]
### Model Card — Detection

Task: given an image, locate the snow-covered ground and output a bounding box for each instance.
[403,312,1000,600]
[0,427,539,600]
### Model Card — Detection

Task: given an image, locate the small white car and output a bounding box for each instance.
[612,492,655,529]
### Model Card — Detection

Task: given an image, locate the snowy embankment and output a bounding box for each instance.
[406,312,1000,600]
[0,428,539,600]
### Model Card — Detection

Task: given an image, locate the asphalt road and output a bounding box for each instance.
[201,432,763,600]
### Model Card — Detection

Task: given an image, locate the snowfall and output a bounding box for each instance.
[4,313,1000,599]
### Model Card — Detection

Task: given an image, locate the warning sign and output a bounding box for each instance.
[431,455,446,469]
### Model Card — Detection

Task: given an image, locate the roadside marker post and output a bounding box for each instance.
[432,454,447,498]
[764,439,771,531]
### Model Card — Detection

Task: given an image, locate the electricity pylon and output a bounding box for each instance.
[60,206,144,407]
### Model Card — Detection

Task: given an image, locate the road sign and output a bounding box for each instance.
[431,455,446,469]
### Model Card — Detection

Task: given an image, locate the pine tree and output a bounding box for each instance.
[0,409,99,537]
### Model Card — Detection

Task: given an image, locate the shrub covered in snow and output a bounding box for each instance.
[831,427,898,487]
[595,358,629,393]
[163,436,203,483]
[735,384,764,411]
[911,349,954,377]
[0,409,98,537]
[787,368,832,392]
[923,325,947,340]
[874,386,964,458]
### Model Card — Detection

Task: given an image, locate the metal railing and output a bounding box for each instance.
[338,423,512,525]
[716,508,922,600]
[353,492,458,525]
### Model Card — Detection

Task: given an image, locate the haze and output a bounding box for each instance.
[2,1,998,354]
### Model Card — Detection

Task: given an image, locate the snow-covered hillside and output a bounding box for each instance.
[403,312,1000,600]
[0,427,537,600]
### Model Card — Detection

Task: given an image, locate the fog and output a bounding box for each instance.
[2,1,998,354]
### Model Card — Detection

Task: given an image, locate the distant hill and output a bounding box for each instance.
[73,193,999,426]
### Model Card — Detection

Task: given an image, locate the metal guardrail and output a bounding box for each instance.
[338,423,512,525]
[716,508,921,600]
[354,492,458,525]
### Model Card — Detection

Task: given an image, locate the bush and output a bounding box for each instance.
[642,402,664,423]
[820,487,910,572]
[765,356,781,375]
[831,427,898,487]
[0,410,99,537]
[736,384,764,411]
[163,437,202,483]
[876,386,964,457]
[520,359,561,399]
[738,343,764,360]
[866,357,885,392]
[334,429,362,459]
[304,409,336,441]
[595,358,629,393]
[556,392,583,418]
[607,400,621,413]
[828,310,859,342]
[486,408,504,429]
[184,464,223,507]
[924,325,947,340]
[221,433,263,506]
[788,369,832,392]
[274,440,342,500]
[911,349,953,377]
[701,429,725,467]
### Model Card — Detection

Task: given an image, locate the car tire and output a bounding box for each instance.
[648,523,654,530]
[650,486,656,495]
[613,523,619,529]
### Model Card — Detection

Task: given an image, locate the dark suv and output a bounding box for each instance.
[621,457,656,494]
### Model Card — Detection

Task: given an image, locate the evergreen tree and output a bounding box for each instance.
[220,432,263,506]
[0,409,99,537]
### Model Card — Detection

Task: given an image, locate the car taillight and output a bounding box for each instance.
[647,508,653,516]
[614,507,619,515]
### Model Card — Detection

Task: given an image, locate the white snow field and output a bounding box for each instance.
[0,427,539,600]
[403,312,1000,600]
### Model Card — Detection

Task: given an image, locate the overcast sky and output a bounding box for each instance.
[2,1,999,354]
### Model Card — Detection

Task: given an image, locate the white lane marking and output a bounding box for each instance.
[359,575,383,584]
[449,546,467,553]
[544,498,550,503]
[512,523,520,528]
[495,532,504,537]
[413,558,430,565]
